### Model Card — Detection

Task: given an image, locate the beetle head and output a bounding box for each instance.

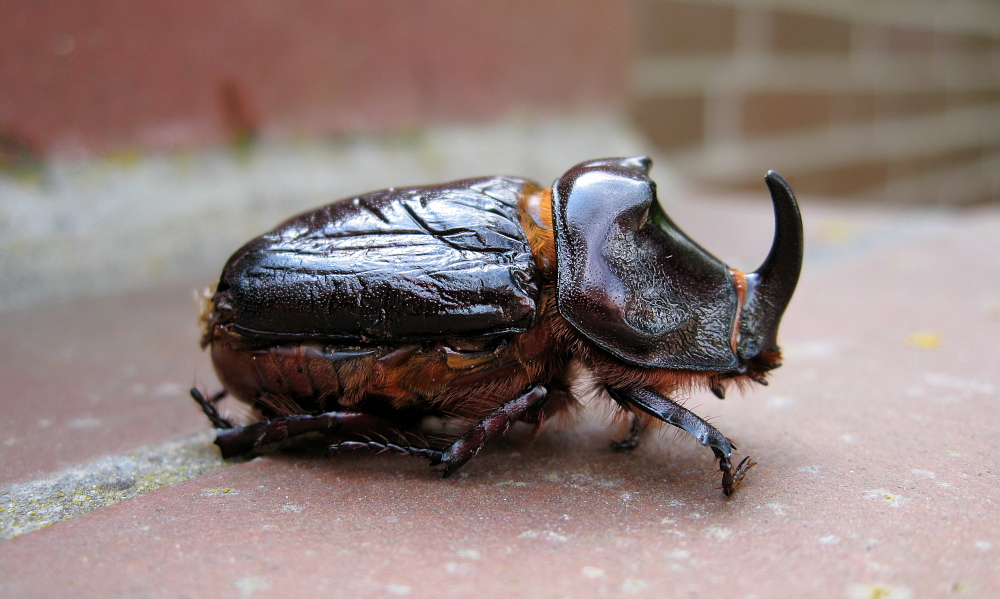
[551,157,802,375]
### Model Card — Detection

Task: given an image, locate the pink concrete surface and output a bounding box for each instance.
[1,196,999,597]
[0,1,630,155]
[0,282,217,487]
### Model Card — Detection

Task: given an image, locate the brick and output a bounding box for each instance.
[765,144,1000,202]
[950,90,1000,109]
[638,0,736,55]
[837,92,949,122]
[869,25,936,55]
[742,92,834,136]
[631,94,705,150]
[771,10,851,55]
[939,31,997,55]
[0,0,632,155]
[742,90,1000,137]
[790,161,892,196]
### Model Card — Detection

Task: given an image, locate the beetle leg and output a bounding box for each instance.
[330,438,444,464]
[439,385,549,477]
[719,455,756,496]
[327,384,547,473]
[212,411,372,458]
[190,387,234,429]
[606,386,751,497]
[610,412,646,451]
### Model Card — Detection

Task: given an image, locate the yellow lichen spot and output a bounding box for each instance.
[846,583,912,599]
[906,332,941,350]
[57,493,65,498]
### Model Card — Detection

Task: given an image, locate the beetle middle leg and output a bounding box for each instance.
[610,412,646,451]
[439,384,548,477]
[606,386,752,496]
[329,385,550,476]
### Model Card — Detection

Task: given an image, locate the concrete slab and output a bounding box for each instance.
[1,196,998,598]
[0,282,217,486]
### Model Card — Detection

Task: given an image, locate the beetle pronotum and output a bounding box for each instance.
[192,156,803,496]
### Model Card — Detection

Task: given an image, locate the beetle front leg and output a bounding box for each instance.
[606,386,753,496]
[440,385,548,477]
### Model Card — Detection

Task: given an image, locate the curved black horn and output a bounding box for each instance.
[738,171,804,359]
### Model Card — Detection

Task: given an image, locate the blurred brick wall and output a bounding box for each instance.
[0,0,631,156]
[632,0,1000,204]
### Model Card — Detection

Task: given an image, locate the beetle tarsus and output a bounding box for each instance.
[440,385,549,477]
[610,413,645,451]
[719,454,756,497]
[190,387,234,429]
[330,439,444,464]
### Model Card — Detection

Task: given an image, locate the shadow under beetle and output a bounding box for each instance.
[192,156,803,497]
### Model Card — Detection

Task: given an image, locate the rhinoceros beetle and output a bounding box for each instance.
[192,156,803,496]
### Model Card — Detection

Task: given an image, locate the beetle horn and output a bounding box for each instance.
[738,171,803,360]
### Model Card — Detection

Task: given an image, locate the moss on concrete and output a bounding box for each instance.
[0,431,234,540]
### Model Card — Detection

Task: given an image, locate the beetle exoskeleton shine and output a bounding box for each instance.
[192,156,803,496]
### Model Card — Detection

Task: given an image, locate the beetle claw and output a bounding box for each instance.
[721,455,756,497]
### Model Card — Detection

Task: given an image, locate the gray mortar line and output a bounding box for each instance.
[0,430,236,540]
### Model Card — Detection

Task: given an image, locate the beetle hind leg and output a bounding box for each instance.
[190,387,377,459]
[190,387,234,429]
[211,411,380,458]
